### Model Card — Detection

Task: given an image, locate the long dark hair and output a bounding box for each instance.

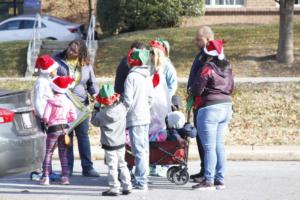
[200,53,231,71]
[62,39,90,67]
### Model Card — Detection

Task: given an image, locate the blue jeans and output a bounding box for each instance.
[128,125,149,188]
[67,118,93,173]
[197,103,233,183]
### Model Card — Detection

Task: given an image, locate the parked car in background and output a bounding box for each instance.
[0,89,45,177]
[0,14,83,42]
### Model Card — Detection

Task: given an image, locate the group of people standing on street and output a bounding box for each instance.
[32,25,233,195]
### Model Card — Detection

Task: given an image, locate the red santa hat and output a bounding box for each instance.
[50,76,74,94]
[35,55,59,74]
[149,39,169,55]
[203,39,225,60]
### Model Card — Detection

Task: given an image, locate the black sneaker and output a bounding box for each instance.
[122,189,132,195]
[192,180,215,191]
[214,180,226,190]
[190,172,203,180]
[102,190,119,196]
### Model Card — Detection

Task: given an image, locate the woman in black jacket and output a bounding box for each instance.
[190,40,234,191]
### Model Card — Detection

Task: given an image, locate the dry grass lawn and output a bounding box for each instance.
[1,22,300,77]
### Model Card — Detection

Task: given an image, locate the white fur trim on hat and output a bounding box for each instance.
[204,47,225,60]
[50,80,69,94]
[40,62,59,74]
[167,111,186,129]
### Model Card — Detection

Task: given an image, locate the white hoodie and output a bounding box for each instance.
[33,74,53,118]
[123,65,153,128]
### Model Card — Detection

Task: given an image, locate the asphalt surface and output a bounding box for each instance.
[0,160,299,200]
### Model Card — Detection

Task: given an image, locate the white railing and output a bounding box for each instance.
[85,14,97,66]
[25,13,42,77]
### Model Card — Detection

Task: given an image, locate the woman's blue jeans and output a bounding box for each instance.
[197,103,233,183]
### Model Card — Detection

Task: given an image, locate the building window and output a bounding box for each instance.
[296,0,300,5]
[206,0,245,6]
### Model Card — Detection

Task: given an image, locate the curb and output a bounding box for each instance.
[52,145,300,161]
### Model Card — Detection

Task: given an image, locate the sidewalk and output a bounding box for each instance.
[53,144,300,161]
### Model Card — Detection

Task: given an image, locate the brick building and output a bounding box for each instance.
[182,0,300,27]
[205,0,300,14]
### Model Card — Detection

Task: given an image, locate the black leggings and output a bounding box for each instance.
[193,109,205,176]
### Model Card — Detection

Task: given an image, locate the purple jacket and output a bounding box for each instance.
[191,61,234,108]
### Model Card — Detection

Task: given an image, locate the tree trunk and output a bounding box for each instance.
[277,0,294,64]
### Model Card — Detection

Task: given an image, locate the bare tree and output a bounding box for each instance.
[276,0,295,64]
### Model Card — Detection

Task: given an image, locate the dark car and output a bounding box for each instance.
[0,89,45,177]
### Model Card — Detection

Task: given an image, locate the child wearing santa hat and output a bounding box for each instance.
[91,83,132,196]
[33,55,59,132]
[123,48,153,191]
[31,55,61,181]
[40,76,77,185]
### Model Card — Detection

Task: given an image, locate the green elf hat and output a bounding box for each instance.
[127,48,150,67]
[96,83,120,106]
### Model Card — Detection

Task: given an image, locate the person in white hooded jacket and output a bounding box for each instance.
[123,48,153,191]
[33,55,59,131]
[32,54,59,181]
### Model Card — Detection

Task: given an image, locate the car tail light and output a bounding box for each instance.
[0,108,15,124]
[68,28,77,33]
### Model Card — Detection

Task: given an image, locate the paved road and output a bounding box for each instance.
[0,161,299,200]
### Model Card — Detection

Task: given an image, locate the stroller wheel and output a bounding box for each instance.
[167,166,179,183]
[172,169,189,185]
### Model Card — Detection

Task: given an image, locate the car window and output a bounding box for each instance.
[0,91,31,109]
[20,20,35,29]
[0,20,21,31]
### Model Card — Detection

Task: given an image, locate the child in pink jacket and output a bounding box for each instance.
[40,76,77,186]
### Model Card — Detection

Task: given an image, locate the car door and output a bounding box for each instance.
[0,20,22,41]
[19,20,35,40]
